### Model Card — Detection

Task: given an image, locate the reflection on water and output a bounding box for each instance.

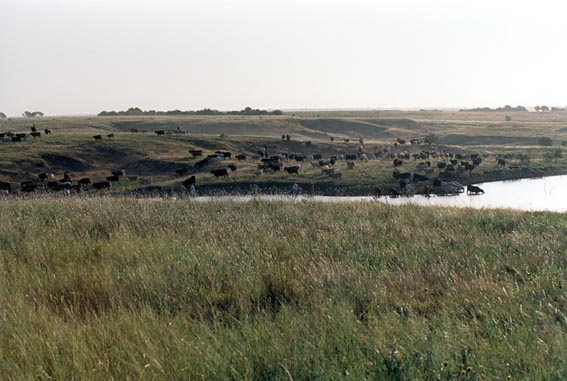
[192,175,567,213]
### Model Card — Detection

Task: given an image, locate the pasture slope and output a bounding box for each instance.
[2,110,567,195]
[1,198,566,380]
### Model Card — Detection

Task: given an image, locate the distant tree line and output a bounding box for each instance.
[22,111,44,117]
[459,105,528,112]
[98,106,283,117]
[460,105,567,113]
[535,105,567,112]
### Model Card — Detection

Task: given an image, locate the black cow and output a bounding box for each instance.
[467,184,485,195]
[284,166,300,175]
[106,175,120,182]
[11,136,22,142]
[389,188,401,198]
[175,167,189,176]
[155,130,165,136]
[236,154,246,161]
[269,163,281,172]
[228,164,237,172]
[392,171,411,180]
[30,132,41,139]
[112,170,125,177]
[211,169,229,178]
[21,181,37,192]
[107,133,115,139]
[46,181,59,190]
[412,173,429,182]
[44,129,52,135]
[38,173,48,181]
[189,150,203,157]
[373,186,382,198]
[92,181,111,190]
[56,182,73,191]
[93,135,102,141]
[182,176,196,187]
[78,178,91,186]
[0,181,11,192]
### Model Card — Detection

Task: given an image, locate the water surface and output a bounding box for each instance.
[192,175,567,213]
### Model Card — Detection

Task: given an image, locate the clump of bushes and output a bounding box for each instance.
[544,148,563,161]
[537,136,553,146]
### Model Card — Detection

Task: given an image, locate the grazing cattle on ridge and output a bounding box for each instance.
[21,181,37,192]
[30,132,41,139]
[211,169,229,178]
[0,181,11,192]
[389,188,401,198]
[373,186,382,198]
[78,178,91,186]
[93,135,102,141]
[44,129,52,135]
[107,133,115,139]
[182,176,196,188]
[284,165,300,175]
[228,164,237,172]
[56,181,73,191]
[155,130,165,136]
[189,150,203,157]
[92,181,111,190]
[106,175,120,182]
[467,184,485,195]
[112,170,125,177]
[392,171,411,180]
[236,154,246,161]
[412,173,429,182]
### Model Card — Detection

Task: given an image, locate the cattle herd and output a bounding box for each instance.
[0,126,500,197]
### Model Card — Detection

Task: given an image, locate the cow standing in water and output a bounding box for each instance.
[290,183,299,196]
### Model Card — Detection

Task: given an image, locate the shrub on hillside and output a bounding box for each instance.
[537,137,553,146]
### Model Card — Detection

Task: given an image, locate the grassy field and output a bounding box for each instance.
[1,198,566,380]
[2,111,567,195]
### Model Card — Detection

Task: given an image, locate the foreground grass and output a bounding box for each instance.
[1,198,566,380]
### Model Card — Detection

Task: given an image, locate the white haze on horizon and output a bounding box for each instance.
[1,0,566,116]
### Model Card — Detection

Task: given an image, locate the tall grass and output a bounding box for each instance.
[1,198,566,380]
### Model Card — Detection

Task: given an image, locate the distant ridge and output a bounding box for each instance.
[459,105,528,112]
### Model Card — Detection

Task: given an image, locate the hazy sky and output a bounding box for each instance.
[1,0,566,116]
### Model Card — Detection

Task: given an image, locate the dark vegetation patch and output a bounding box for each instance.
[41,153,94,171]
[437,134,540,146]
[121,158,181,176]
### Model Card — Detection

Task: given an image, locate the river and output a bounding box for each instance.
[190,175,567,212]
